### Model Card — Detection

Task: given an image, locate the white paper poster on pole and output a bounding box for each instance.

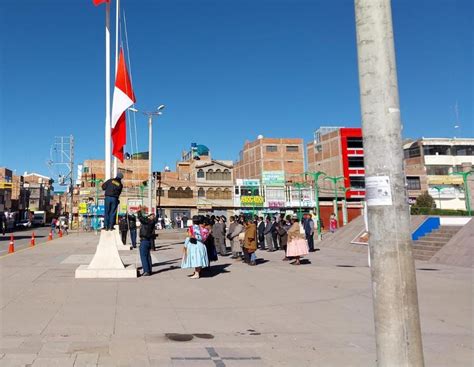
[366,176,393,206]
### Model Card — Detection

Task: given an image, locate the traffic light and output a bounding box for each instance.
[152,171,162,181]
[91,174,96,187]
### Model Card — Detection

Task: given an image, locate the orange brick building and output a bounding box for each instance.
[234,136,305,183]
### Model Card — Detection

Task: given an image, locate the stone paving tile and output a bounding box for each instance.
[0,353,37,367]
[31,355,76,367]
[73,352,100,367]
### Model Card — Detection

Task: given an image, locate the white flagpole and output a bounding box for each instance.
[113,0,120,178]
[105,1,111,180]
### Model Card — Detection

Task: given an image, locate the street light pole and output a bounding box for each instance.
[292,182,307,221]
[304,171,326,240]
[451,170,473,215]
[130,105,166,214]
[324,175,345,224]
[355,0,424,365]
[339,186,350,226]
[432,186,443,210]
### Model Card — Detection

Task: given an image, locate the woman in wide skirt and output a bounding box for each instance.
[286,216,309,265]
[181,216,209,279]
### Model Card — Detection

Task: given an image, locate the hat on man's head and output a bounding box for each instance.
[116,172,124,179]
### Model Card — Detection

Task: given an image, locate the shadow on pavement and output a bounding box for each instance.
[0,235,47,241]
[201,264,231,278]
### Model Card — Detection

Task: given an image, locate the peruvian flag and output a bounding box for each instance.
[111,48,136,162]
[92,0,109,5]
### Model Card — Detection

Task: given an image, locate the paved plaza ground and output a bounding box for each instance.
[0,231,472,366]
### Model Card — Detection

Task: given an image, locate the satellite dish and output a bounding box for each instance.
[257,134,263,139]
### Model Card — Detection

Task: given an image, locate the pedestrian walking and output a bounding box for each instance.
[277,216,290,260]
[101,172,123,230]
[264,217,274,251]
[181,215,209,279]
[243,218,258,266]
[127,211,138,249]
[1,211,7,236]
[329,213,338,233]
[118,215,128,245]
[303,213,315,252]
[137,206,158,276]
[256,216,265,250]
[212,216,227,255]
[286,216,309,265]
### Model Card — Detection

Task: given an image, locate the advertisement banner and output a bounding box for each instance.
[240,196,264,207]
[78,203,88,214]
[262,171,285,186]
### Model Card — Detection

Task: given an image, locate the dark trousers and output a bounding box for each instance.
[139,239,153,274]
[104,196,119,230]
[130,228,137,248]
[120,230,127,245]
[258,236,265,250]
[243,248,251,263]
[272,232,279,250]
[306,233,314,251]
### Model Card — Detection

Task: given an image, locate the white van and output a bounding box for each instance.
[32,211,46,226]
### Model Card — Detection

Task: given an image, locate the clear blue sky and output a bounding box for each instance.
[0,0,472,180]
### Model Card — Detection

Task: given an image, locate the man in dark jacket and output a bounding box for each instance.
[264,217,274,251]
[303,213,315,252]
[137,207,158,276]
[101,172,123,230]
[257,216,265,250]
[127,212,137,250]
[118,215,128,245]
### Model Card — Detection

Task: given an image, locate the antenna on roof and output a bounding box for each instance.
[453,101,461,138]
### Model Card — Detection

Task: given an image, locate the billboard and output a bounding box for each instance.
[241,196,264,207]
[262,171,285,186]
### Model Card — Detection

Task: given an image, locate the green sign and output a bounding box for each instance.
[262,171,285,186]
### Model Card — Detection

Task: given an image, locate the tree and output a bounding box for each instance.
[414,191,436,209]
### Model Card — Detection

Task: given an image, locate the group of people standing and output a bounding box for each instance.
[180,212,323,278]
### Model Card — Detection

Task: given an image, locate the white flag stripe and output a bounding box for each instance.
[111,87,134,129]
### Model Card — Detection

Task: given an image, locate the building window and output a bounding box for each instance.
[452,145,474,156]
[168,187,177,198]
[197,169,204,178]
[223,188,232,199]
[423,145,450,155]
[156,188,165,197]
[406,177,421,190]
[404,146,421,159]
[286,146,299,152]
[214,169,223,181]
[349,176,365,189]
[206,188,215,199]
[266,145,278,152]
[206,169,213,180]
[83,167,89,173]
[347,137,363,149]
[198,188,205,197]
[234,186,240,195]
[426,165,451,175]
[223,169,231,180]
[348,156,364,168]
[184,187,193,198]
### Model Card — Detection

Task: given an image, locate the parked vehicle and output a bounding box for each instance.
[32,211,46,226]
[16,219,32,229]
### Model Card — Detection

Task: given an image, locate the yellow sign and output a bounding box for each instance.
[0,182,13,189]
[240,196,264,207]
[78,203,88,214]
[427,175,463,185]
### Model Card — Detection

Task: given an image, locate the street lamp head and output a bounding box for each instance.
[157,104,166,112]
[128,107,138,113]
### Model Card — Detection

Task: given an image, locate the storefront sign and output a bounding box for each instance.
[241,196,264,207]
[242,179,260,187]
[268,200,285,208]
[78,203,88,214]
[428,175,463,185]
[262,171,285,186]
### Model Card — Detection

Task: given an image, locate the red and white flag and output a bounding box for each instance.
[111,48,136,162]
[92,0,109,6]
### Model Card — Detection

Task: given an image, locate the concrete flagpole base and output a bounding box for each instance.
[112,226,132,251]
[75,230,137,279]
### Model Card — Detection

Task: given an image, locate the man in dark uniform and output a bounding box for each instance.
[137,206,158,276]
[101,172,123,230]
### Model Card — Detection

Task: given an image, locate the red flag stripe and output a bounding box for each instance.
[92,0,110,6]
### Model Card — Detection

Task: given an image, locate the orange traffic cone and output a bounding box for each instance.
[58,229,63,238]
[8,234,14,253]
[48,230,53,241]
[30,232,36,247]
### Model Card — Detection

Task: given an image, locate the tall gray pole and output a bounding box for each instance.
[148,115,153,213]
[354,1,424,366]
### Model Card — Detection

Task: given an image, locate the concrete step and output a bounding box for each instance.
[414,240,446,247]
[424,233,452,239]
[414,254,433,261]
[413,244,444,252]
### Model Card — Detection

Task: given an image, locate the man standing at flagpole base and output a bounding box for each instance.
[102,172,124,230]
